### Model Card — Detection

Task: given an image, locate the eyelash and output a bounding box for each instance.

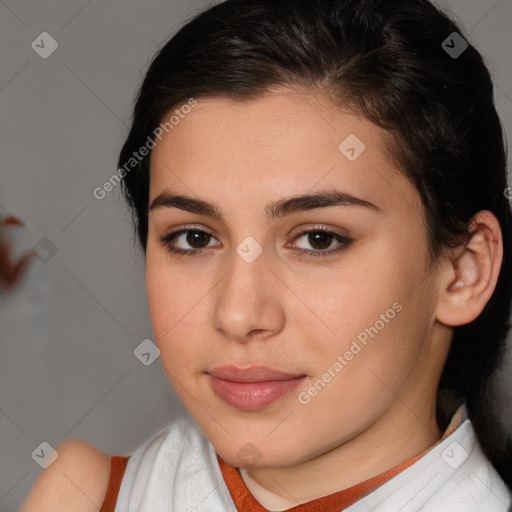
[159,225,353,258]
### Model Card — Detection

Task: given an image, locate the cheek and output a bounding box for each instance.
[298,237,432,373]
[144,251,212,363]
[304,296,429,433]
[323,291,434,415]
[291,253,403,348]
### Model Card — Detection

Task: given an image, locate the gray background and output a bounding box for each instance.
[0,0,511,510]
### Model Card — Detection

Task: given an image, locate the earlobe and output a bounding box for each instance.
[436,210,503,327]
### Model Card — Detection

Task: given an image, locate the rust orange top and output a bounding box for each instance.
[99,455,130,512]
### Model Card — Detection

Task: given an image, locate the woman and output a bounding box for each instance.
[22,0,512,510]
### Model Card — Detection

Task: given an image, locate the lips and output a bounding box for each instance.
[208,365,305,382]
[207,365,307,411]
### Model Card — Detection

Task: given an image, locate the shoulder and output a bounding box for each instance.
[20,438,111,512]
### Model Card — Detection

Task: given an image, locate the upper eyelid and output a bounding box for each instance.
[163,224,345,238]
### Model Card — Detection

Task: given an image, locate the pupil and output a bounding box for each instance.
[309,232,331,250]
[188,231,209,249]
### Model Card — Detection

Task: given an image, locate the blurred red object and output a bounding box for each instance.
[0,216,35,291]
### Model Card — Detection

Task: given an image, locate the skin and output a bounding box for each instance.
[20,87,502,511]
[145,87,503,505]
[20,439,110,512]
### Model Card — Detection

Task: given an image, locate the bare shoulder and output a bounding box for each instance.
[20,438,111,512]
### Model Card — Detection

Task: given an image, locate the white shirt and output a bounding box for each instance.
[114,407,512,511]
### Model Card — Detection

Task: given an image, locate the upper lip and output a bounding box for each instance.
[207,365,306,383]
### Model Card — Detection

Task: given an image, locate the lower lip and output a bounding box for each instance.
[209,376,306,411]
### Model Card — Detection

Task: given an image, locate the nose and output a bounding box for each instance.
[212,248,286,344]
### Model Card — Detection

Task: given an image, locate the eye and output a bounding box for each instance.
[288,225,353,257]
[159,224,353,258]
[159,226,219,256]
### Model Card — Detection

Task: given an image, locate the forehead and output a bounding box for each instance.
[148,88,421,218]
[150,88,379,164]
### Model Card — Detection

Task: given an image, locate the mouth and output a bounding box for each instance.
[207,365,307,411]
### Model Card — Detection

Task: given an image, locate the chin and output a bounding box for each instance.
[213,434,310,470]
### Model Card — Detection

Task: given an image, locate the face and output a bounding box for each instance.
[145,88,446,469]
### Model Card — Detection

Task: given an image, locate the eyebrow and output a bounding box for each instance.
[148,189,381,220]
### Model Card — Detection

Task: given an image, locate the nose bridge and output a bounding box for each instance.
[212,241,284,341]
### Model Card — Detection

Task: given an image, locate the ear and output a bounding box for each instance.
[435,210,503,327]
